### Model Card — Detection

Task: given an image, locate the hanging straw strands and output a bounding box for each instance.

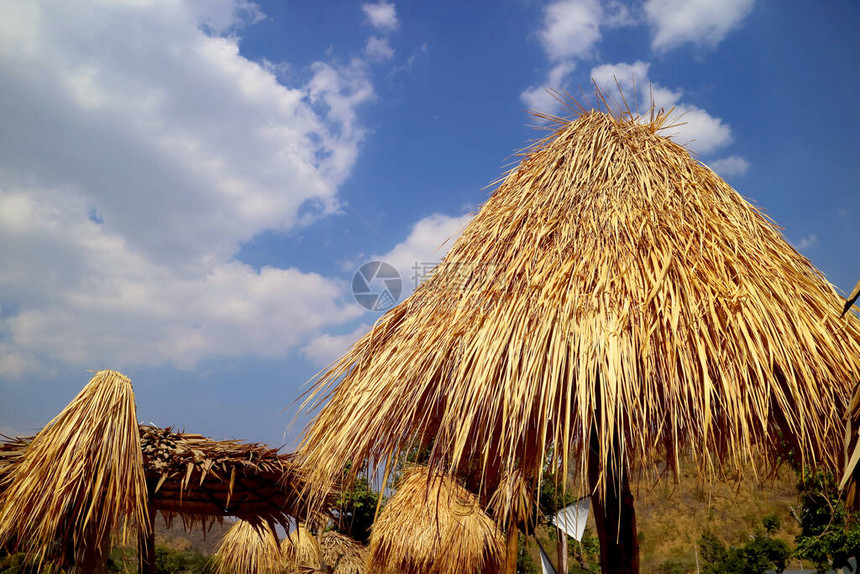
[368,466,504,574]
[318,530,367,574]
[282,525,323,572]
[0,370,148,570]
[299,98,860,516]
[214,520,283,574]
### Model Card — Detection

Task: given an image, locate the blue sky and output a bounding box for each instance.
[0,0,857,449]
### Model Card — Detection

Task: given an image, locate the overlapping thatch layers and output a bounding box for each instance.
[141,425,307,529]
[299,99,860,572]
[214,520,283,574]
[319,530,367,574]
[368,466,503,574]
[0,371,148,571]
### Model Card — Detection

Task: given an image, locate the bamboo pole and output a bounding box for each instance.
[138,505,156,574]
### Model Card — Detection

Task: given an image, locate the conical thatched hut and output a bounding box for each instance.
[368,466,503,574]
[0,370,148,571]
[318,530,367,574]
[300,101,860,572]
[214,520,283,574]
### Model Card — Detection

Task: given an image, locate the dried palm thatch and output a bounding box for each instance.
[318,530,366,574]
[214,519,282,574]
[0,435,28,497]
[0,370,148,570]
[368,466,504,574]
[299,101,860,513]
[282,525,322,572]
[141,425,311,528]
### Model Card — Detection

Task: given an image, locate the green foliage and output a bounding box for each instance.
[334,465,381,544]
[153,545,212,574]
[698,520,791,574]
[762,513,781,534]
[656,557,694,574]
[795,470,860,572]
[568,527,600,573]
[517,533,538,574]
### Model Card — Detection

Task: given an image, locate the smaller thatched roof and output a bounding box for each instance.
[368,466,504,574]
[319,530,367,574]
[282,525,322,572]
[0,370,148,570]
[214,520,282,574]
[142,425,309,528]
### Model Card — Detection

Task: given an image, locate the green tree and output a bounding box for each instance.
[699,520,791,574]
[333,465,380,544]
[795,470,860,572]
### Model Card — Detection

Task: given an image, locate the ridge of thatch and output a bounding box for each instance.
[318,530,366,574]
[141,425,311,528]
[214,520,282,574]
[0,370,148,569]
[299,106,860,510]
[368,466,504,574]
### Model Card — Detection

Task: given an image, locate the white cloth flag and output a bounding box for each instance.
[538,544,557,574]
[552,496,591,541]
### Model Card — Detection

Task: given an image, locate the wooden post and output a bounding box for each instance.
[505,523,519,574]
[588,432,639,574]
[556,526,568,573]
[138,505,156,574]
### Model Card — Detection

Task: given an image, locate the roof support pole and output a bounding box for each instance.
[138,504,156,574]
[588,429,639,573]
[505,522,518,574]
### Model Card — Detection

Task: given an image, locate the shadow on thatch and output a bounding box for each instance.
[368,466,504,574]
[319,530,367,574]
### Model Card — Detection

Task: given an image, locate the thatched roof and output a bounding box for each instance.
[368,466,504,574]
[319,530,367,574]
[282,525,322,572]
[142,425,308,527]
[0,370,316,570]
[300,104,860,509]
[0,370,148,569]
[214,520,283,574]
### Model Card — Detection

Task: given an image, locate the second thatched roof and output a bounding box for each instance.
[300,103,860,510]
[368,466,504,574]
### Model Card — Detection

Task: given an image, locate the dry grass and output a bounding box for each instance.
[299,100,860,520]
[368,466,504,574]
[0,370,148,570]
[282,525,322,572]
[214,520,282,574]
[318,530,366,574]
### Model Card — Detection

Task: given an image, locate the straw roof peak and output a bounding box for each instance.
[299,104,860,513]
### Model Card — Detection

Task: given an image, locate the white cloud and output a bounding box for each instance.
[0,0,373,375]
[521,0,634,115]
[795,234,819,251]
[362,1,398,31]
[645,0,755,52]
[302,323,371,367]
[709,155,750,177]
[590,61,733,155]
[365,36,394,61]
[539,0,602,62]
[376,212,472,293]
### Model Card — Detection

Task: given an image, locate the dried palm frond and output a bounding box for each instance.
[299,101,860,517]
[141,425,312,528]
[282,525,322,572]
[368,466,504,574]
[214,520,282,574]
[0,370,148,570]
[318,530,366,574]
